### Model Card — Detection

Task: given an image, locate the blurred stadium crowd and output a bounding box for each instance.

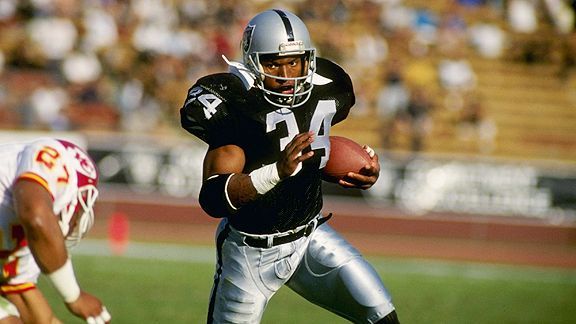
[0,0,575,154]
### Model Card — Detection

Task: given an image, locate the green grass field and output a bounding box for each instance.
[38,240,576,323]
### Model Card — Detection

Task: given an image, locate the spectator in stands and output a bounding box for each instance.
[571,0,576,29]
[507,0,551,63]
[437,2,469,56]
[469,17,507,59]
[0,50,16,127]
[0,0,16,21]
[543,0,576,81]
[25,3,78,73]
[378,80,434,153]
[458,0,487,7]
[404,49,438,89]
[438,55,476,92]
[456,93,497,153]
[410,6,439,53]
[405,86,434,152]
[62,49,121,131]
[438,49,477,111]
[543,0,575,34]
[62,51,102,87]
[508,0,539,33]
[349,28,389,74]
[28,81,70,131]
[379,0,413,34]
[5,0,562,144]
[80,4,119,54]
[376,59,410,149]
[298,0,348,23]
[557,33,576,82]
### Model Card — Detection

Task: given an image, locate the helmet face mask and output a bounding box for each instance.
[63,183,98,248]
[250,52,315,107]
[57,140,99,247]
[241,10,316,108]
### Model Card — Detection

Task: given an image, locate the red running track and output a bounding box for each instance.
[92,189,576,269]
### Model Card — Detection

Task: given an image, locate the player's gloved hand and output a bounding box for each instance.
[277,131,315,178]
[65,291,111,323]
[86,307,111,324]
[339,145,380,190]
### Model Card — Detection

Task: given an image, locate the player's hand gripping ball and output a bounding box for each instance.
[322,136,372,183]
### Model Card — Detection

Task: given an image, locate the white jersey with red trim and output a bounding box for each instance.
[0,138,80,292]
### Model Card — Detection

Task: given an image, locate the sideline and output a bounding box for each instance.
[72,239,215,264]
[72,239,576,285]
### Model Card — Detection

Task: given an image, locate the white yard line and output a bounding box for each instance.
[72,239,576,285]
[72,239,215,264]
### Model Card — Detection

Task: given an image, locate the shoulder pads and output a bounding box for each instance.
[314,58,355,123]
[180,73,248,147]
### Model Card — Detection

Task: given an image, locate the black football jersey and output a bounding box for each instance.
[180,58,354,234]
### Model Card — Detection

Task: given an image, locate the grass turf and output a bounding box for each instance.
[38,242,576,323]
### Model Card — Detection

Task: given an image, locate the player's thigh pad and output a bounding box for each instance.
[211,219,309,323]
[287,224,395,323]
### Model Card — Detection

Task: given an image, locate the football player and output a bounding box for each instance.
[0,138,110,323]
[180,9,400,324]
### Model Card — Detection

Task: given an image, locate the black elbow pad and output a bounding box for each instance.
[199,174,237,218]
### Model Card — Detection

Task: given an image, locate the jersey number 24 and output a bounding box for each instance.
[195,91,336,169]
[266,100,336,169]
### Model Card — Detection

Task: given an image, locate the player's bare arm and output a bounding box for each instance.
[13,180,68,274]
[203,145,246,180]
[12,180,69,323]
[339,146,380,190]
[202,132,315,212]
[203,144,256,209]
[13,180,109,323]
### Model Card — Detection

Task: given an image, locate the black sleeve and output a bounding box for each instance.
[179,73,242,148]
[315,58,355,125]
[199,174,237,218]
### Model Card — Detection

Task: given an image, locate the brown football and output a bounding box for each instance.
[323,136,371,183]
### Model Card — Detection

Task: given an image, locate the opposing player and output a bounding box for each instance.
[0,138,111,323]
[181,9,400,324]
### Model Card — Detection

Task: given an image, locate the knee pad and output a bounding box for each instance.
[290,225,396,323]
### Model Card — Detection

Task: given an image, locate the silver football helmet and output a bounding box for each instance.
[241,9,316,108]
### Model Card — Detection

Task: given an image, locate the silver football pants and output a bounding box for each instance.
[207,216,396,323]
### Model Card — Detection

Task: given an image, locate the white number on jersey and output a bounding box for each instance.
[266,100,336,169]
[186,87,223,120]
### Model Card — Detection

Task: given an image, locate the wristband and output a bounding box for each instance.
[249,163,280,194]
[47,258,81,303]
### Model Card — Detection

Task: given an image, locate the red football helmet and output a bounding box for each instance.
[57,139,99,246]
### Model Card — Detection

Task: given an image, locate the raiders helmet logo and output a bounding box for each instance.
[242,24,255,54]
